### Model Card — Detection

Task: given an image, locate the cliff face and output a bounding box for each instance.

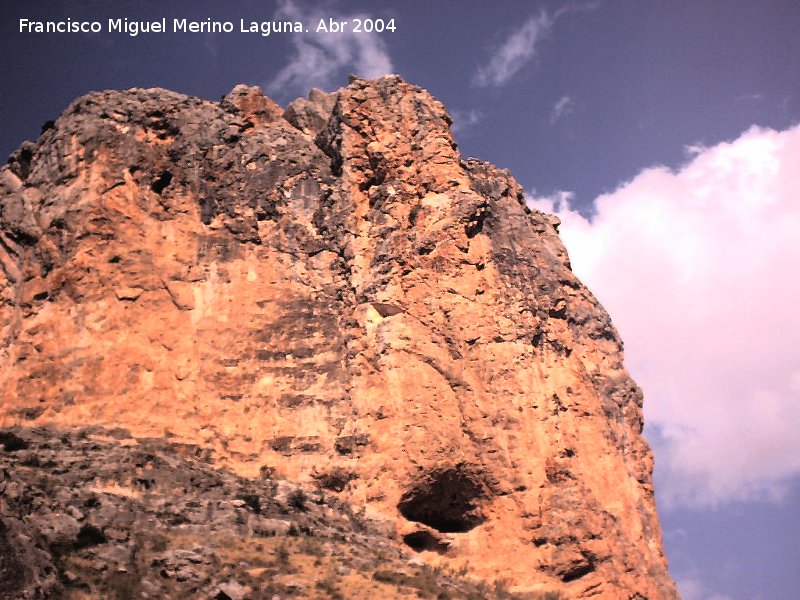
[0,76,676,598]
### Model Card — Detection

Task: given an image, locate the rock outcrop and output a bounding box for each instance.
[0,75,677,598]
[1,426,516,600]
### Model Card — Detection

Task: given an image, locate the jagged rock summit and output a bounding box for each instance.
[0,75,677,599]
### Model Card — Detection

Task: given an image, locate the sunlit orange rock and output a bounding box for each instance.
[0,76,677,598]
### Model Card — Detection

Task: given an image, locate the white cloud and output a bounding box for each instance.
[529,124,800,508]
[450,109,483,135]
[473,11,552,87]
[266,1,393,97]
[676,578,706,600]
[551,95,573,123]
[203,33,219,60]
[676,577,734,600]
[473,3,598,88]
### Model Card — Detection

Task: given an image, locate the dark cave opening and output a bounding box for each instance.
[403,530,450,554]
[397,466,488,534]
[150,170,173,195]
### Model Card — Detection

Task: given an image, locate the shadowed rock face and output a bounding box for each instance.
[0,75,677,598]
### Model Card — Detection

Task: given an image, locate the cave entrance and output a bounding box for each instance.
[397,466,488,534]
[402,531,450,554]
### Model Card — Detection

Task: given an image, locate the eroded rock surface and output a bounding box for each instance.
[1,426,512,599]
[0,76,677,598]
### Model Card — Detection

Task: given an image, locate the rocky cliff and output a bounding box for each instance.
[0,75,677,599]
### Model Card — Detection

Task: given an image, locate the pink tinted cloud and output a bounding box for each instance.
[530,124,800,507]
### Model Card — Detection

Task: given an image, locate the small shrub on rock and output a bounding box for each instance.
[288,489,308,512]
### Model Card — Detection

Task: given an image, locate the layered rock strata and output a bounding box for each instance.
[0,76,676,598]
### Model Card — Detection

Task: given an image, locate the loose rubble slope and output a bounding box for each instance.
[1,426,522,599]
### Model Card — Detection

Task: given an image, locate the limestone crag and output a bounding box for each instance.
[0,76,677,598]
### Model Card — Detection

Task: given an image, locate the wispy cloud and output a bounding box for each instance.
[473,3,597,88]
[267,0,393,98]
[676,576,734,600]
[550,95,574,123]
[737,92,765,102]
[529,124,800,508]
[203,33,219,60]
[449,109,483,135]
[473,11,552,87]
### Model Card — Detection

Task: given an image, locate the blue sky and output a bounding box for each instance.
[3,2,799,598]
